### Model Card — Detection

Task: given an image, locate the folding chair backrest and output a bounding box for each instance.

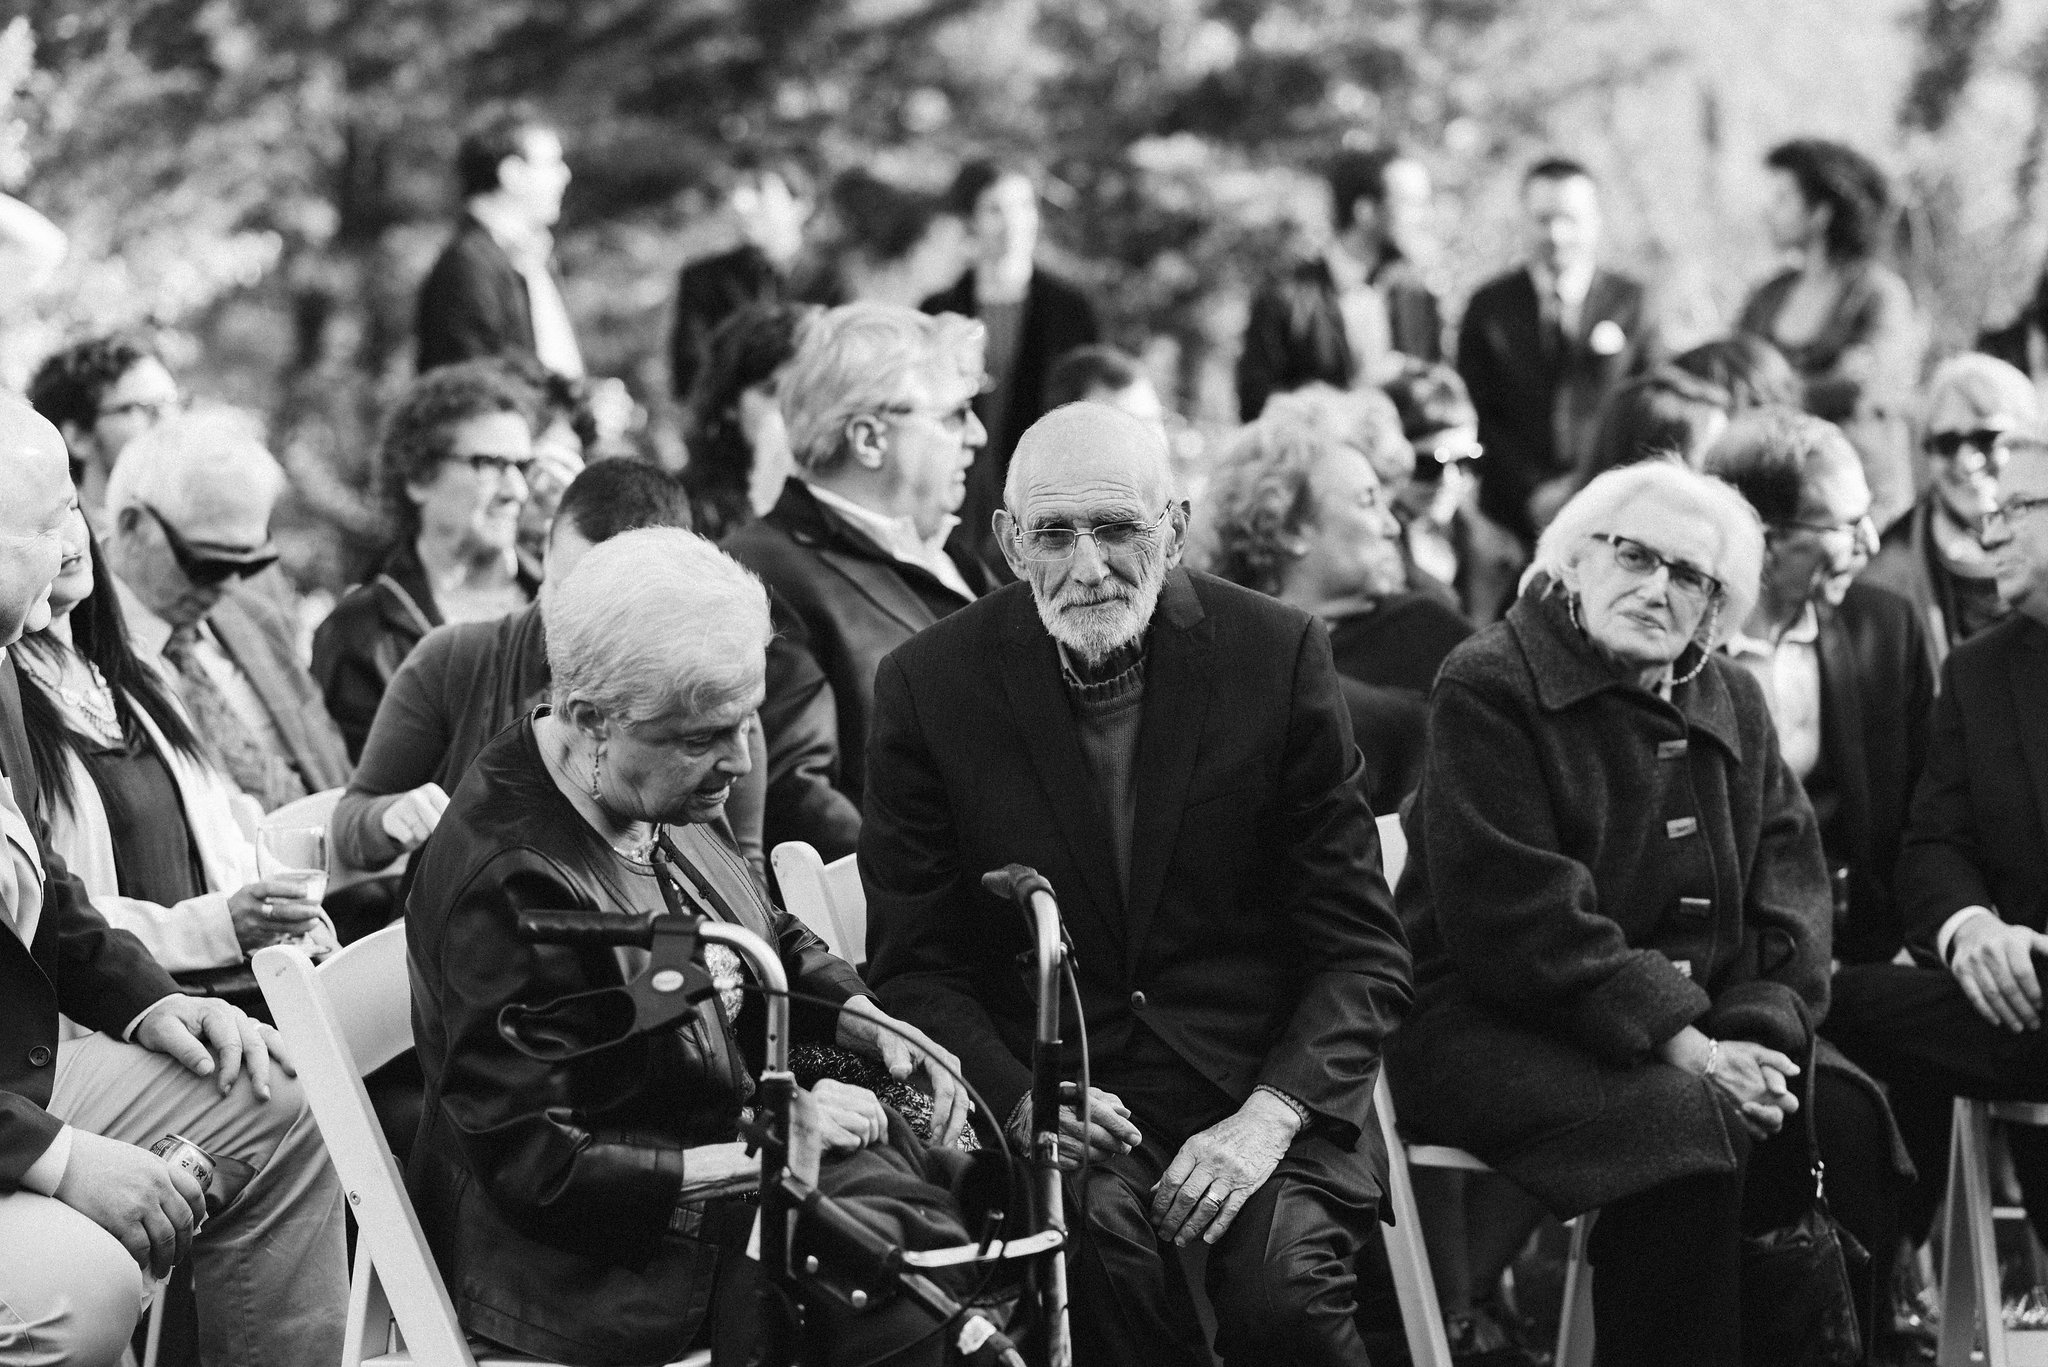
[771,841,867,966]
[1376,811,1408,889]
[255,926,477,1367]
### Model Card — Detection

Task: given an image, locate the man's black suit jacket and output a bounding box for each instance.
[0,661,177,1188]
[416,215,539,374]
[1897,612,2048,955]
[722,479,990,862]
[1814,582,1934,964]
[920,268,1099,561]
[1456,266,1655,544]
[668,244,784,400]
[1236,252,1444,421]
[861,569,1413,1169]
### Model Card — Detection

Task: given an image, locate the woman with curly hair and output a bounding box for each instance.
[680,301,815,542]
[1738,138,1922,529]
[311,358,540,759]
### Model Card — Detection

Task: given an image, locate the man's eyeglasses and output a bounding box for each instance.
[1771,514,1879,553]
[1014,508,1173,562]
[458,452,535,479]
[141,504,277,587]
[1590,532,1723,603]
[1982,495,2048,538]
[1924,428,2016,469]
[880,402,978,435]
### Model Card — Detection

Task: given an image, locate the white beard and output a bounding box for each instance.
[1033,563,1166,667]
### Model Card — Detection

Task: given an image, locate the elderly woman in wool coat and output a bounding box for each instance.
[1385,461,1901,1367]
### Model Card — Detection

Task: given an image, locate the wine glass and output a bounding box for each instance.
[256,824,329,909]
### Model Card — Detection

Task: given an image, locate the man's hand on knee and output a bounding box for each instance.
[1006,1085,1141,1171]
[1149,1089,1302,1249]
[134,994,296,1100]
[1949,918,2048,1033]
[54,1131,206,1279]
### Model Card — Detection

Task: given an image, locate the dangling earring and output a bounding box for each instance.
[1567,593,1586,637]
[1672,601,1721,687]
[588,743,606,804]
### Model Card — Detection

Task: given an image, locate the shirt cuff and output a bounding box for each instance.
[1938,906,1998,964]
[124,994,178,1042]
[1254,1084,1313,1134]
[19,1124,72,1196]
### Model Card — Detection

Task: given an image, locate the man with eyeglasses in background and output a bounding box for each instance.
[1865,354,2040,676]
[102,409,351,811]
[1705,408,1934,968]
[723,302,994,862]
[1825,415,2048,1315]
[862,401,1412,1367]
[27,333,186,528]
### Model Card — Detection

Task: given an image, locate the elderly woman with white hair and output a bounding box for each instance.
[404,527,985,1367]
[1384,462,1871,1366]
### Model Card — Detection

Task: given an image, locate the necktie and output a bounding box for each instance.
[160,624,308,812]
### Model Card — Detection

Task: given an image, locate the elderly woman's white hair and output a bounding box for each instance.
[779,302,987,476]
[547,527,771,725]
[1922,351,2039,425]
[1526,461,1764,647]
[103,406,285,523]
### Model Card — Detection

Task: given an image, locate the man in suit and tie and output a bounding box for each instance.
[922,159,1100,568]
[723,302,994,862]
[416,103,582,380]
[862,402,1413,1366]
[0,394,345,1366]
[1825,425,2048,1250]
[100,410,352,809]
[1457,157,1657,550]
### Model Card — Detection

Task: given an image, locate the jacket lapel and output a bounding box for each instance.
[786,484,966,634]
[0,662,36,819]
[205,597,311,763]
[2008,624,2048,858]
[1815,605,1870,852]
[1122,572,1214,976]
[997,595,1127,963]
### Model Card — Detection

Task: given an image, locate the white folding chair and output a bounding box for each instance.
[1938,1098,2048,1366]
[254,924,710,1367]
[771,841,866,967]
[1371,813,1595,1367]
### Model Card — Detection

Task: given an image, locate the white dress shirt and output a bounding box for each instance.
[471,200,585,379]
[1529,260,1596,338]
[806,484,974,602]
[1324,244,1394,383]
[1725,603,1823,783]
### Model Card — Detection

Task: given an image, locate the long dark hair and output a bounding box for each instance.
[15,535,204,818]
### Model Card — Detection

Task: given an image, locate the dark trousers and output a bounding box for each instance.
[1825,962,2048,1246]
[1066,1129,1379,1367]
[1586,1068,1899,1367]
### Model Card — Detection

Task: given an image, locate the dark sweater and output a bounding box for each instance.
[1062,641,1147,899]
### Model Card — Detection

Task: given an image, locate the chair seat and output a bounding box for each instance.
[1988,1101,2048,1126]
[1405,1143,1492,1173]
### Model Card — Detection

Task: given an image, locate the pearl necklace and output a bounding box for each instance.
[18,650,123,745]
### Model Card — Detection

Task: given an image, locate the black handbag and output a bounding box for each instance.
[1741,1049,1871,1367]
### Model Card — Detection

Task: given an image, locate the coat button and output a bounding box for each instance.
[26,1045,51,1067]
[1130,991,1147,1010]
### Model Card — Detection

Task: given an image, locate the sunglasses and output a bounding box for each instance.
[141,504,277,587]
[1924,428,2015,464]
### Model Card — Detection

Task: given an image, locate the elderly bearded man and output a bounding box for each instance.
[861,402,1414,1365]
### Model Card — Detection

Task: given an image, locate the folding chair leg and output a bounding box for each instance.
[1555,1213,1595,1367]
[1940,1100,2008,1367]
[341,1236,396,1367]
[1376,1097,1454,1367]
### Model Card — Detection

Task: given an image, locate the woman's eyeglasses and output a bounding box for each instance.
[1590,532,1723,603]
[1013,508,1172,562]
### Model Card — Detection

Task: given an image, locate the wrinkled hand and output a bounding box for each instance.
[54,1130,206,1278]
[228,879,324,952]
[803,1078,890,1154]
[1150,1091,1299,1247]
[1950,916,2048,1033]
[837,995,971,1144]
[134,994,295,1102]
[1707,1040,1800,1139]
[379,782,449,851]
[1007,1085,1142,1172]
